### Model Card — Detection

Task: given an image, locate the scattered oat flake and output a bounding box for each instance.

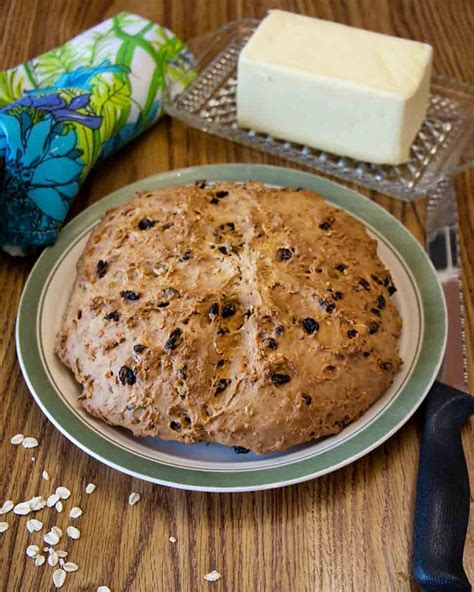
[22,437,39,449]
[44,530,60,545]
[0,500,14,515]
[204,570,222,582]
[14,501,31,515]
[27,519,43,533]
[42,470,50,481]
[169,536,176,543]
[10,433,24,445]
[55,487,71,500]
[52,526,63,537]
[67,526,80,540]
[55,501,63,512]
[29,496,46,511]
[35,555,46,567]
[57,550,68,558]
[85,483,96,494]
[48,551,59,567]
[97,587,111,592]
[26,544,40,558]
[53,568,66,588]
[128,492,140,506]
[0,522,9,533]
[69,506,82,519]
[47,494,60,507]
[63,562,78,573]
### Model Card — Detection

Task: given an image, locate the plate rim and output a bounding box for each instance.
[16,163,447,492]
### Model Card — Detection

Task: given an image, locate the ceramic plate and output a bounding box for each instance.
[16,164,447,492]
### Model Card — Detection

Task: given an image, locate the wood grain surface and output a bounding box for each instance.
[0,1,473,590]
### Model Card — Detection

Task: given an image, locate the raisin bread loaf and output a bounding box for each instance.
[56,182,402,454]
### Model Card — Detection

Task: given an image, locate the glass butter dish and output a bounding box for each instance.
[164,19,474,201]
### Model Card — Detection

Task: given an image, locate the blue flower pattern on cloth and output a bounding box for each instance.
[0,12,196,253]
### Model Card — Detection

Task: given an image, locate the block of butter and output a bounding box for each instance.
[236,11,433,165]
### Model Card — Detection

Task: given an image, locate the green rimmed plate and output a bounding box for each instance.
[16,164,447,492]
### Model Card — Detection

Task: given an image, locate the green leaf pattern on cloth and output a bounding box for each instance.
[0,12,196,253]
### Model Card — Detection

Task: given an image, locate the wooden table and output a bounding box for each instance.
[0,1,472,590]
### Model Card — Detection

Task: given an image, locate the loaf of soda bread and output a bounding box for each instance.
[56,182,402,454]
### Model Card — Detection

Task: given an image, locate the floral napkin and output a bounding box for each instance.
[0,12,196,254]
